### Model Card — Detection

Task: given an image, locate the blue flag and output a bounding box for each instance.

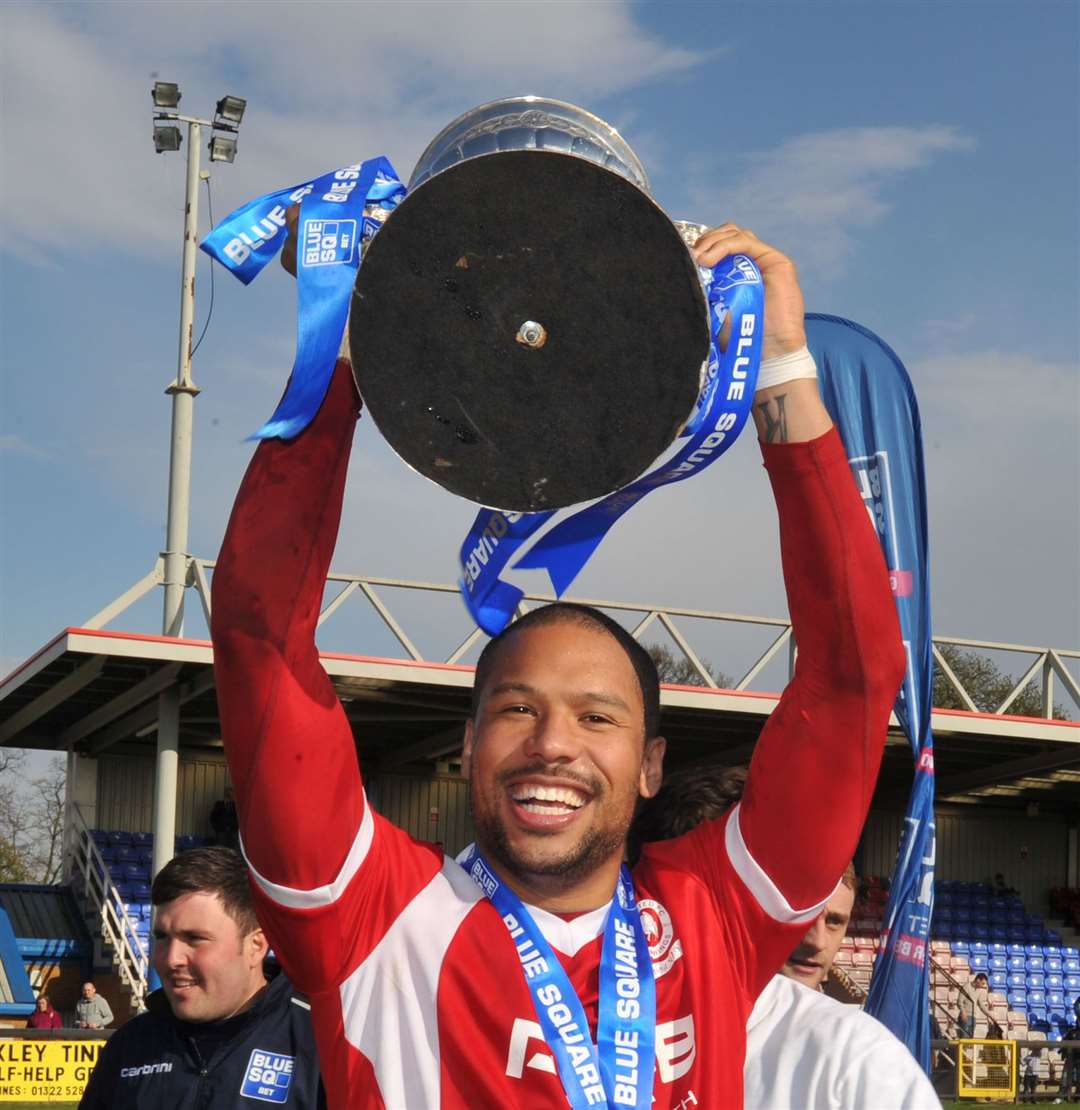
[807,313,935,1073]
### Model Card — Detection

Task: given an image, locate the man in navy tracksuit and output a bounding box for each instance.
[80,847,324,1109]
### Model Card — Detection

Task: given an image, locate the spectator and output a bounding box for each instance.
[79,847,324,1109]
[1021,1045,1042,1100]
[993,872,1017,897]
[631,760,939,1108]
[27,994,62,1030]
[209,785,239,850]
[74,981,112,1029]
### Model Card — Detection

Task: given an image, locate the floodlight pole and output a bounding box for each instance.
[154,112,210,885]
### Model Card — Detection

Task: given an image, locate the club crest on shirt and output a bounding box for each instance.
[638,898,683,979]
[240,1049,295,1103]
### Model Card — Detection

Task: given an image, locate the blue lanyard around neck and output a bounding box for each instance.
[461,847,656,1109]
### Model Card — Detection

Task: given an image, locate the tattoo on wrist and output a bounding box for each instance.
[756,394,789,443]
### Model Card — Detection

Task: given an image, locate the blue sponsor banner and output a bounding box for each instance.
[807,313,935,1073]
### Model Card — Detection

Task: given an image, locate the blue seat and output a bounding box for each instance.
[1007,990,1027,1008]
[990,971,1008,990]
[1029,989,1047,1007]
[130,882,152,899]
[1028,956,1045,973]
[1007,973,1027,989]
[1008,943,1026,957]
[1047,973,1064,990]
[1027,974,1046,990]
[1065,974,1080,991]
[106,830,131,847]
[1047,992,1065,1009]
[969,955,989,972]
[1063,947,1080,959]
[1046,957,1063,973]
[131,831,152,846]
[989,956,1007,972]
[990,925,1008,941]
[1045,929,1062,944]
[969,941,989,954]
[1008,957,1027,972]
[1028,1009,1049,1025]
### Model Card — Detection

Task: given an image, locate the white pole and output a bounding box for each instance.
[153,118,202,883]
[162,118,202,640]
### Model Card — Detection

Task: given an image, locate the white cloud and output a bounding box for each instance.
[0,434,50,459]
[692,125,974,275]
[1,1,704,263]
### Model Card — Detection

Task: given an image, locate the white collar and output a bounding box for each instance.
[455,843,611,957]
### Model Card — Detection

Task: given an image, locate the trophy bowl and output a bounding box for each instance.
[349,97,710,512]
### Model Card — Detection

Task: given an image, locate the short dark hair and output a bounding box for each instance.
[629,762,748,863]
[471,603,661,739]
[629,761,859,896]
[152,846,259,936]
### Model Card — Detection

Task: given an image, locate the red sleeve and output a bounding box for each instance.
[736,426,905,911]
[649,427,905,999]
[210,360,440,991]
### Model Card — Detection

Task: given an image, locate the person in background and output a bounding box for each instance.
[27,993,62,1029]
[209,784,240,850]
[74,981,112,1029]
[79,846,324,1109]
[631,760,939,1109]
[1021,1045,1042,1101]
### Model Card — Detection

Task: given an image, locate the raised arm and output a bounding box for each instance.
[211,359,365,894]
[694,226,905,910]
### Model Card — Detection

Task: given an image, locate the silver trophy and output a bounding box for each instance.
[350,96,712,512]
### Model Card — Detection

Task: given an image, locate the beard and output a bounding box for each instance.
[469,761,638,886]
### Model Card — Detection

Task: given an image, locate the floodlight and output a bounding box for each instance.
[153,125,183,153]
[152,82,181,109]
[214,95,246,127]
[208,134,237,163]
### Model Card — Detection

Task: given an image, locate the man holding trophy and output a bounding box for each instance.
[210,99,904,1108]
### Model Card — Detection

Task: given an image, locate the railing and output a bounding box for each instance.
[83,556,1080,718]
[65,803,148,1013]
[930,954,1001,1038]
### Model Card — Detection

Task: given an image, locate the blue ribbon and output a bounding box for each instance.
[459,254,764,635]
[200,158,404,439]
[461,847,655,1108]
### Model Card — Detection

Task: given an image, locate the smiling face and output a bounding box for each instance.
[462,620,665,910]
[781,880,856,989]
[152,891,268,1023]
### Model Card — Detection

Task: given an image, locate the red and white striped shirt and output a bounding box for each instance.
[212,360,904,1109]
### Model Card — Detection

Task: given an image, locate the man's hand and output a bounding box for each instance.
[280,203,300,277]
[692,224,805,362]
[694,224,830,444]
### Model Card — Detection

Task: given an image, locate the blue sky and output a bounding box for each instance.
[2,0,1077,688]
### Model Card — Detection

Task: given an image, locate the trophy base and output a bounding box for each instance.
[350,150,709,511]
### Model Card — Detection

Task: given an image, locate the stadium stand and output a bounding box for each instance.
[67,820,213,1017]
[829,875,1080,1098]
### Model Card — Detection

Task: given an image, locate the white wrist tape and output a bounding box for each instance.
[755,344,818,391]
